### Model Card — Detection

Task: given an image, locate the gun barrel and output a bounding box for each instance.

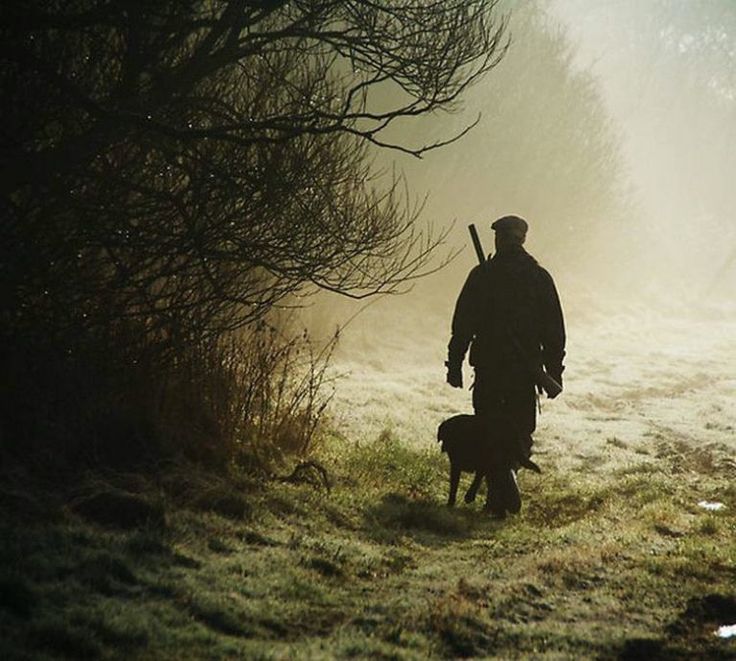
[468,224,486,264]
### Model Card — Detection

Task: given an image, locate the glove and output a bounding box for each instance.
[445,361,463,388]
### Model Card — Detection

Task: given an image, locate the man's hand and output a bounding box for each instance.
[445,361,463,388]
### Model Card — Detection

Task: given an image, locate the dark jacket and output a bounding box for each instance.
[447,245,565,385]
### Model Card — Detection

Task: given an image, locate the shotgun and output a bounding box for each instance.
[467,224,562,399]
[469,223,486,264]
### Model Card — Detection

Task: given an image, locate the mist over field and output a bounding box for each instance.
[313,0,736,449]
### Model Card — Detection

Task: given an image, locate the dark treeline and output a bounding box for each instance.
[0,1,507,471]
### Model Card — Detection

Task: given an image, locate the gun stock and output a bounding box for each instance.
[536,367,562,399]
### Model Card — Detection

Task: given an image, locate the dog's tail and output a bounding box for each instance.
[436,420,447,452]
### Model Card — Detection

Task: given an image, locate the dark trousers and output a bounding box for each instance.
[472,370,536,470]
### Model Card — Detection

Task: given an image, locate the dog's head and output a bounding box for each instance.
[437,414,479,454]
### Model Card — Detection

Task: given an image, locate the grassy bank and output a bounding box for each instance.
[1,430,734,660]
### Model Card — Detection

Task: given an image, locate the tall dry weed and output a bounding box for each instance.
[1,317,337,474]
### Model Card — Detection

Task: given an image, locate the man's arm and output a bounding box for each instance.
[446,265,484,386]
[538,269,566,389]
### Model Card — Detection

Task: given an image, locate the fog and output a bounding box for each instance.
[300,1,736,445]
[389,0,736,307]
[314,0,736,315]
[553,0,736,302]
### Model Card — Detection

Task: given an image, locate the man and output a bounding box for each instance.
[445,215,566,518]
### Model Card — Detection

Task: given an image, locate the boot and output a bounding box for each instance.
[485,468,521,518]
[485,470,507,519]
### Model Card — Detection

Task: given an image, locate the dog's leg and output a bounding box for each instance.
[464,471,483,504]
[448,463,461,507]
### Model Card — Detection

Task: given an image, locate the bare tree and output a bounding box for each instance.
[1,1,508,346]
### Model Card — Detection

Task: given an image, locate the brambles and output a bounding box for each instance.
[0,1,507,469]
[1,1,507,342]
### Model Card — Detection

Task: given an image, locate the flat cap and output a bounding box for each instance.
[491,215,528,238]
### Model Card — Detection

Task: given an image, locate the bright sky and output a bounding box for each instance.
[550,0,736,297]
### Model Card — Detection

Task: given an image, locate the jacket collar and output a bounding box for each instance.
[492,244,529,260]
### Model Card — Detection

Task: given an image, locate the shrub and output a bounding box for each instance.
[0,317,336,474]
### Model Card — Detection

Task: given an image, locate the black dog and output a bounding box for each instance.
[437,413,541,509]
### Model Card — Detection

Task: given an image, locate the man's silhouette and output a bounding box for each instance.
[446,215,566,517]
